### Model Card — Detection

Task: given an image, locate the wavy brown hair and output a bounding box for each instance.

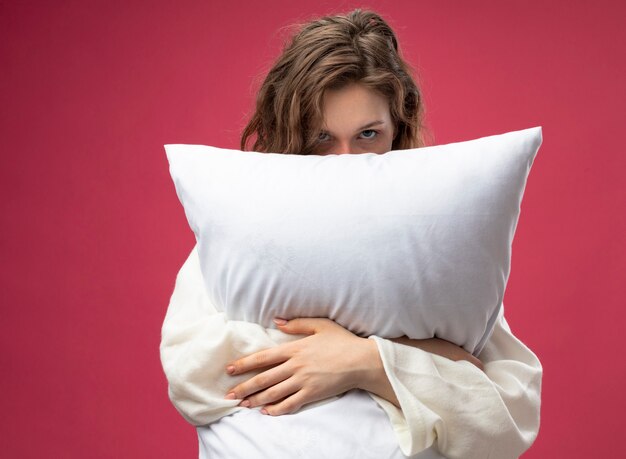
[240,9,430,154]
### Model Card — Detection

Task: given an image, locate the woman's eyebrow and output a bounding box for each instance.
[321,120,385,134]
[356,120,385,131]
[320,120,386,134]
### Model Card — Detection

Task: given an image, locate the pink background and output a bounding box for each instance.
[2,1,624,457]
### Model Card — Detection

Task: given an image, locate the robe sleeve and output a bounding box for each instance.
[367,306,543,458]
[159,245,303,425]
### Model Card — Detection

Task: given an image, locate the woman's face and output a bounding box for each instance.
[313,82,395,155]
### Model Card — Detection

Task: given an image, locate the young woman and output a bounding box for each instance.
[160,9,542,459]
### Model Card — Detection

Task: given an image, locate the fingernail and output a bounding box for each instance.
[239,399,251,407]
[260,408,269,415]
[273,318,287,326]
[224,392,236,400]
[226,365,235,374]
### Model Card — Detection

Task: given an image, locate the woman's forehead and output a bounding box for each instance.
[321,83,391,130]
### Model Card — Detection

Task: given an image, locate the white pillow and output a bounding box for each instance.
[165,126,542,356]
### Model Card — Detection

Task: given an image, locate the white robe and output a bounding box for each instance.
[160,246,542,458]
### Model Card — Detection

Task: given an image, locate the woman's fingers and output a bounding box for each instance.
[274,317,332,335]
[261,388,311,416]
[224,317,363,416]
[225,318,335,377]
[226,343,292,376]
[243,376,301,408]
[225,361,292,401]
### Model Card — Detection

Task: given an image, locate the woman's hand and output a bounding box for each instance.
[224,318,485,416]
[223,317,376,416]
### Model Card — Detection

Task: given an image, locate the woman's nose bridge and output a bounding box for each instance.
[335,139,353,155]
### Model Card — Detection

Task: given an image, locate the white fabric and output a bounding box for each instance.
[160,246,543,458]
[164,126,543,356]
[197,389,445,459]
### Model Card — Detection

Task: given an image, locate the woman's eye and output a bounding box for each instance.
[360,129,378,140]
[318,132,330,142]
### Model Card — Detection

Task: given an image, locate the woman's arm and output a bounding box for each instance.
[227,303,542,459]
[387,336,486,405]
[225,320,486,413]
[363,307,543,459]
[160,245,303,425]
[389,336,485,371]
[357,335,484,408]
